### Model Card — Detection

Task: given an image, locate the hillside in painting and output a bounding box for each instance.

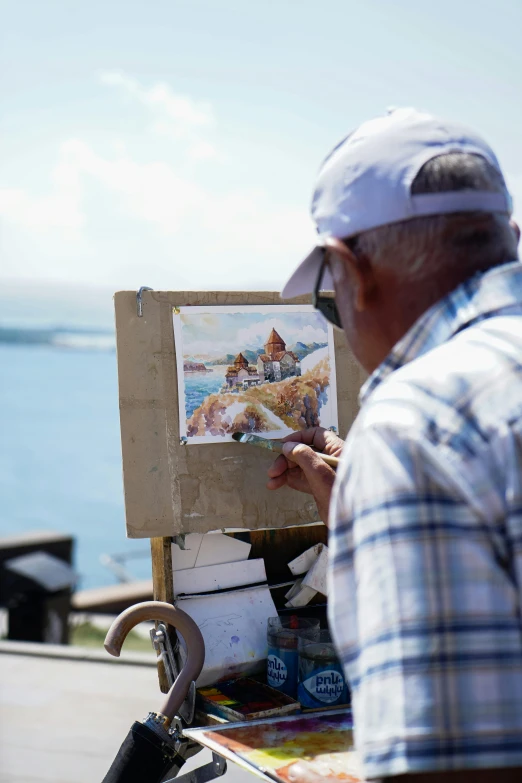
[185,350,331,438]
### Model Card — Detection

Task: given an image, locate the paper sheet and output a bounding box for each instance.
[302,545,328,596]
[172,532,251,571]
[287,543,323,576]
[173,305,338,444]
[176,584,278,686]
[173,559,267,597]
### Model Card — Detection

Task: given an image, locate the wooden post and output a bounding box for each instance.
[150,536,177,694]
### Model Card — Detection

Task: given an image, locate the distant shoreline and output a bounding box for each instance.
[0,325,115,351]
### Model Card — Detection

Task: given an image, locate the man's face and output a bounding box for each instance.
[324,243,387,374]
[327,249,368,368]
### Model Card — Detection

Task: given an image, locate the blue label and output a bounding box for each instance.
[297,665,348,708]
[267,646,298,697]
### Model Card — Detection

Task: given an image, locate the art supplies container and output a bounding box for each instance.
[267,616,319,698]
[297,630,349,708]
[197,677,300,721]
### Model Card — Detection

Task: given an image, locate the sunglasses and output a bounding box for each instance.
[312,251,343,329]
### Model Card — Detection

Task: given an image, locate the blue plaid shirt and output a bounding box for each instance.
[328,260,522,779]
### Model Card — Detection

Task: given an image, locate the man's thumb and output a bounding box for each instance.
[282,441,315,465]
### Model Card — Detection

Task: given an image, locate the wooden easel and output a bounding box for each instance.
[150,525,330,692]
[150,536,176,692]
[114,287,365,693]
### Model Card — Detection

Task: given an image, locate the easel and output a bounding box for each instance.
[150,536,176,692]
[114,286,365,745]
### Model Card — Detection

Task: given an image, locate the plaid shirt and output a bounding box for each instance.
[328,260,522,780]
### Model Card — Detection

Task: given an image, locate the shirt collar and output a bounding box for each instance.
[360,260,522,404]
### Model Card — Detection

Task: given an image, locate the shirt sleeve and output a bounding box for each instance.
[328,418,522,780]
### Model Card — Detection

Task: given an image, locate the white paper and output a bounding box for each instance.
[173,305,338,444]
[302,545,328,596]
[285,584,317,608]
[176,585,278,686]
[195,532,251,567]
[285,578,303,600]
[171,533,204,570]
[172,532,251,571]
[288,543,324,576]
[173,559,266,598]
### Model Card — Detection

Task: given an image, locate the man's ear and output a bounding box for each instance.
[324,237,374,311]
[510,219,520,245]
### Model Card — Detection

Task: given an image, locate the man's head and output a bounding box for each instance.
[282,109,519,373]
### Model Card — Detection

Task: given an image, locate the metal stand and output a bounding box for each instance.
[163,753,227,783]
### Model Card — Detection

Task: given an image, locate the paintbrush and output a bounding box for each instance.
[232,432,340,469]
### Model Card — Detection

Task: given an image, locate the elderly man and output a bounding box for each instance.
[267,109,522,782]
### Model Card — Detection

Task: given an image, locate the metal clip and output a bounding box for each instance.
[136,286,153,317]
[150,622,179,684]
[150,622,196,725]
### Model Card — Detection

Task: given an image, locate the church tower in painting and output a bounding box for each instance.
[257,329,301,383]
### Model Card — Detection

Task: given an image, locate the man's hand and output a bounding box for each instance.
[266,427,345,523]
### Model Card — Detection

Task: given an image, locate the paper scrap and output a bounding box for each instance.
[287,543,323,576]
[172,533,204,571]
[195,533,251,568]
[176,585,278,687]
[173,559,267,598]
[285,578,302,601]
[285,584,317,608]
[302,545,328,596]
[172,532,251,572]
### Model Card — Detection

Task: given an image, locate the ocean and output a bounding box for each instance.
[0,297,328,591]
[0,341,152,590]
[184,366,227,419]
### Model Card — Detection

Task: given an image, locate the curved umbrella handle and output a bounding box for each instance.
[104,600,205,725]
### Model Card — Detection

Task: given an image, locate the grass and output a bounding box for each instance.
[70,621,154,653]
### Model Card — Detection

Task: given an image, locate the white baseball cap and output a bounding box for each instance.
[281,107,512,299]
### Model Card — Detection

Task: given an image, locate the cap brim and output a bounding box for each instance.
[281,246,333,299]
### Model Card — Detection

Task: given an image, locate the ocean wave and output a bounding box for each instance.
[0,325,115,351]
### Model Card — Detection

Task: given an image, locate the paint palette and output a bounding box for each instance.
[185,709,360,783]
[197,677,300,722]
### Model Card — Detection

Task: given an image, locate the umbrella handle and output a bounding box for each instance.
[104,600,205,725]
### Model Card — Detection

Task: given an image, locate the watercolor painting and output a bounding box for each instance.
[185,710,361,783]
[172,305,338,444]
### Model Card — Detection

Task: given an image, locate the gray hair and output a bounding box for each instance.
[351,153,517,278]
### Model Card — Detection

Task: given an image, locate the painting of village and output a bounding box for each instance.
[173,305,338,444]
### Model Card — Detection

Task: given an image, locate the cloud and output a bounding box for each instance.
[187,141,218,161]
[100,71,214,138]
[59,138,206,234]
[234,317,327,351]
[0,134,313,284]
[0,72,314,288]
[182,314,327,359]
[0,178,83,233]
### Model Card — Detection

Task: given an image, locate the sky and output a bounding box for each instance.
[179,308,329,359]
[1,0,521,309]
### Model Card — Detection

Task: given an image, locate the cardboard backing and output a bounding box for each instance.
[114,290,366,538]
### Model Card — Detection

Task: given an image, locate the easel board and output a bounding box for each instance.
[114,290,365,539]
